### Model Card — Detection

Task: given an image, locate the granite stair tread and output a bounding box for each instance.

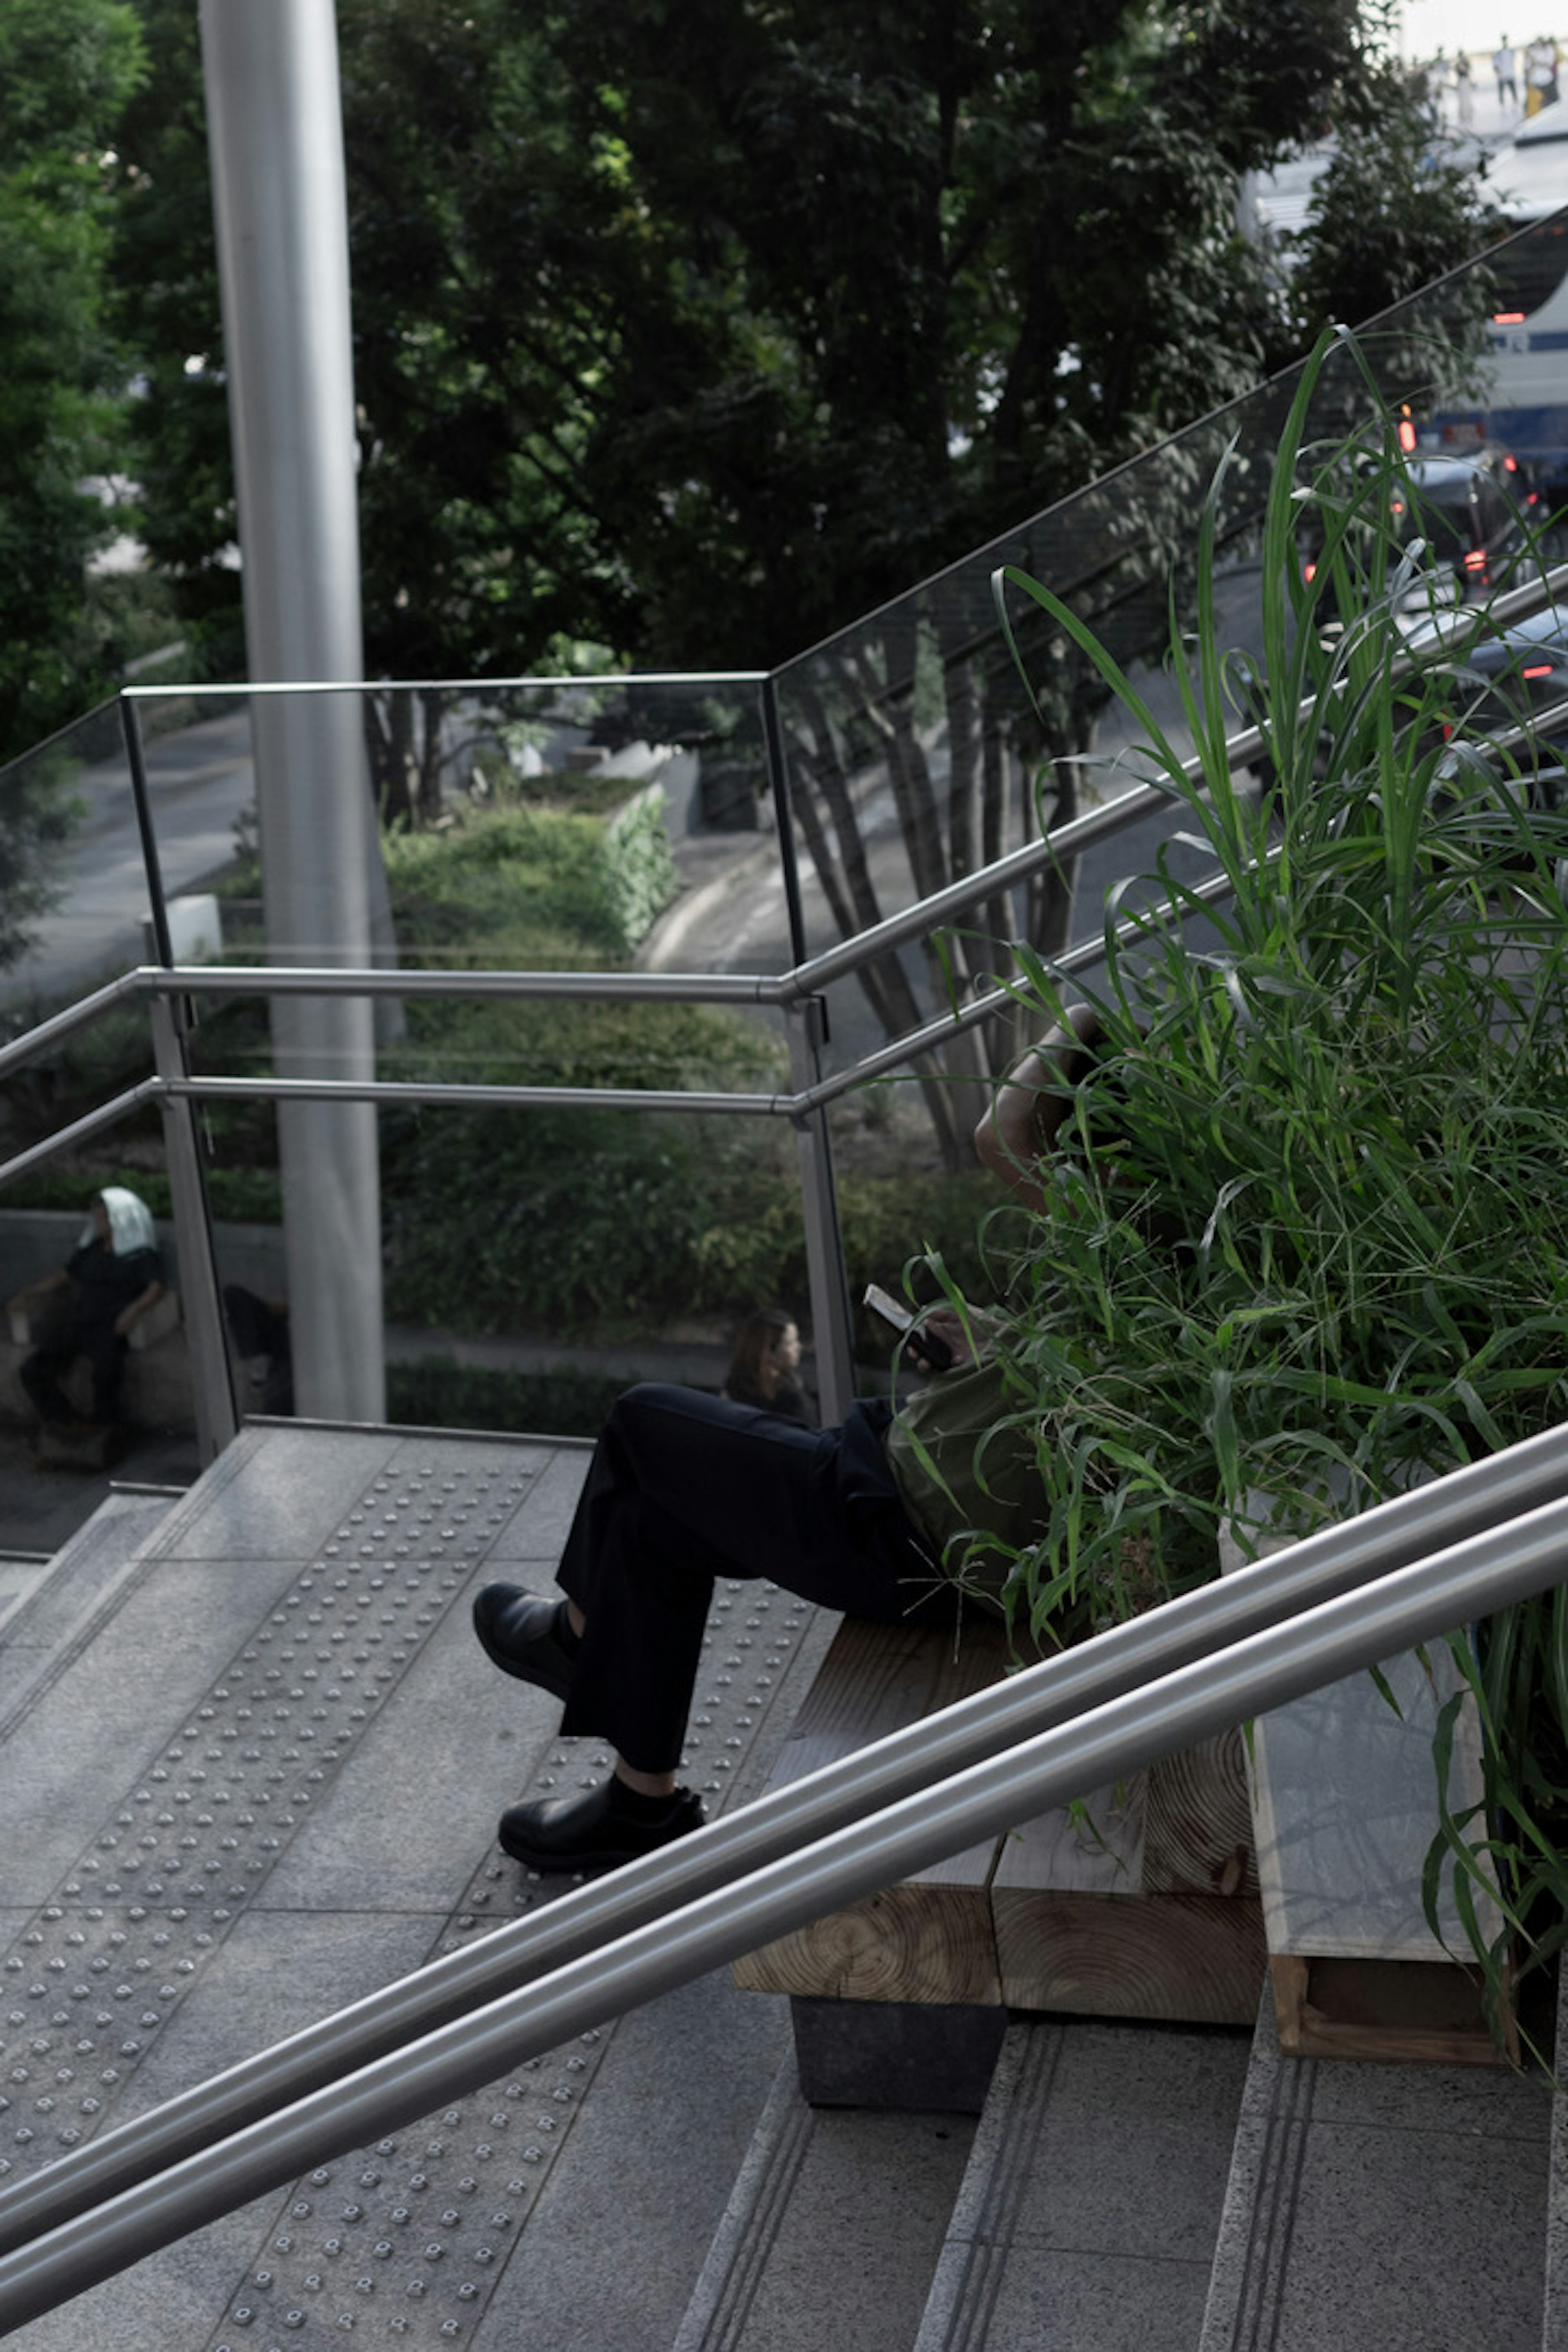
[0,1419,831,2351]
[672,2053,977,2352]
[3,1416,1564,2352]
[1198,1989,1552,2352]
[912,2014,1253,2352]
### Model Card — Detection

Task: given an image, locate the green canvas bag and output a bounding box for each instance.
[884,1351,1046,1612]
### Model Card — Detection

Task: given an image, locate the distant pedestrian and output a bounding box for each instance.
[1456,48,1476,122]
[1496,35,1519,104]
[1429,46,1451,118]
[720,1307,813,1425]
[1526,31,1560,113]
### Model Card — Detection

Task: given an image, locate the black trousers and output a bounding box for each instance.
[555,1383,955,1774]
[21,1315,126,1424]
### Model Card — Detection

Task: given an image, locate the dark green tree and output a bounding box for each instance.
[103,0,1506,1155]
[109,0,240,684]
[0,0,145,771]
[111,0,1425,696]
[1285,64,1507,346]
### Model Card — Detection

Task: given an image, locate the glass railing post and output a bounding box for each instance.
[119,691,176,969]
[148,991,238,1461]
[784,993,855,1421]
[761,673,810,967]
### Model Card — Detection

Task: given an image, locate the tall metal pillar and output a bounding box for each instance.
[199,0,385,1421]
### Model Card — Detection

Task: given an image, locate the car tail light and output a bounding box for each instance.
[1494,311,1527,324]
[1524,663,1554,679]
[1398,417,1417,453]
[1303,561,1316,583]
[1505,452,1521,471]
[1464,550,1488,571]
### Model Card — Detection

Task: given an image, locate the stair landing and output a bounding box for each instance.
[0,1419,829,2350]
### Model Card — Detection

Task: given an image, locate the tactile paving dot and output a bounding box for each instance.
[211,1578,815,2348]
[1,1437,818,2350]
[0,1448,537,2188]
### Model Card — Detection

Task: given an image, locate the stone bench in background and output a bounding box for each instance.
[3,1284,190,1436]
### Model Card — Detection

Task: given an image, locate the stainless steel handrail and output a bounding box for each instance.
[2,1412,1564,2268]
[8,551,1568,1102]
[117,668,773,697]
[6,574,1567,1416]
[3,1470,1567,2331]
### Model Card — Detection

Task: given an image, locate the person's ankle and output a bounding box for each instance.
[611,1766,679,1811]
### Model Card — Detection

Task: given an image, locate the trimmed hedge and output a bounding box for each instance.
[601,783,678,950]
[386,1357,634,1438]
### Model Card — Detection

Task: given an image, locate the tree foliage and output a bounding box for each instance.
[108,0,238,682]
[103,0,1501,694]
[0,0,144,768]
[86,0,1508,1153]
[1285,57,1508,341]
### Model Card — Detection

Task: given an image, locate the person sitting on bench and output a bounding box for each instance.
[472,1010,1106,1875]
[9,1186,164,1438]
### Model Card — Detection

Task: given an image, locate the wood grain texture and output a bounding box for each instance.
[993,1889,1268,2022]
[730,1613,1265,2023]
[731,1880,1002,2004]
[1144,1728,1258,1898]
[766,1613,1013,1786]
[989,1780,1145,1895]
[761,1612,1011,1888]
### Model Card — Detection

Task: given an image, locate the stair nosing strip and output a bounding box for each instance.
[670,2054,817,2352]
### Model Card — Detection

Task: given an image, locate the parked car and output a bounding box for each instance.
[1303,442,1545,622]
[1408,599,1568,809]
[1393,443,1544,606]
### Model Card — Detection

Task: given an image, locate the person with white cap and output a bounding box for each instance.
[9,1185,163,1435]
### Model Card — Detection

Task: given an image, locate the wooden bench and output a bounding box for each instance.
[732,1610,1268,2107]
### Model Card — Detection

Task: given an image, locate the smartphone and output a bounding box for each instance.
[863,1282,954,1371]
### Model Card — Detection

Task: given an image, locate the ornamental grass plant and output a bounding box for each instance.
[962,331,1568,2031]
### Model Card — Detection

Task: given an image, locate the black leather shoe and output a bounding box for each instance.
[472,1584,579,1701]
[499,1777,705,1874]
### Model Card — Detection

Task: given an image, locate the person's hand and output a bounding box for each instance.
[113,1305,139,1339]
[906,1305,990,1374]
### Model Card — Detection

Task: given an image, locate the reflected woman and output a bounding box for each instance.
[720,1307,813,1425]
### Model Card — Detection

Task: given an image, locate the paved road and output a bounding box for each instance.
[641,615,1247,1085]
[2,702,257,1013]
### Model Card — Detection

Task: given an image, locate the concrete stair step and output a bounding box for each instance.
[0,1477,188,1717]
[1198,1991,1551,2352]
[911,2014,1252,2352]
[4,1418,1558,2352]
[0,1419,833,2351]
[672,2054,977,2352]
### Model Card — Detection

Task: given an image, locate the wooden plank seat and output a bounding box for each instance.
[732,1610,1269,2104]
